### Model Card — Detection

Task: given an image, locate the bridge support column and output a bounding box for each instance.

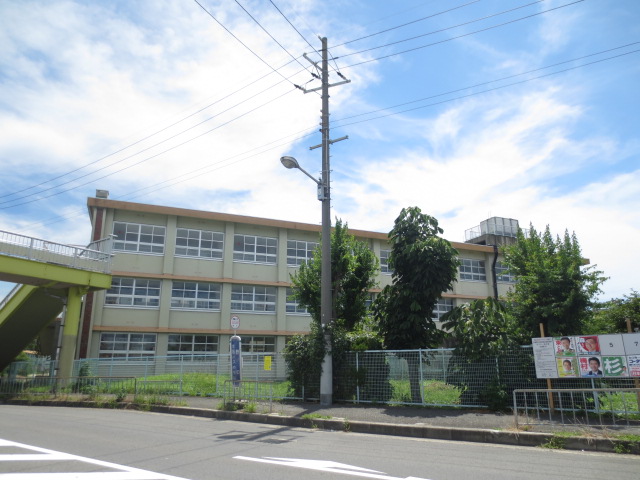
[57,286,87,379]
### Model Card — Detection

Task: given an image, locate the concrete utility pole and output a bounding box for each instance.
[287,37,350,406]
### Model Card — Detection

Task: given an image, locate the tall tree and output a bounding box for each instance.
[284,219,379,398]
[503,225,606,338]
[373,207,459,402]
[290,219,379,331]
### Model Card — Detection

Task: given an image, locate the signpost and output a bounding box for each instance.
[230,315,241,388]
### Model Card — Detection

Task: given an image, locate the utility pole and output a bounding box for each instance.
[301,37,350,406]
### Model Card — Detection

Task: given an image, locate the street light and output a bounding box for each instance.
[280,155,333,406]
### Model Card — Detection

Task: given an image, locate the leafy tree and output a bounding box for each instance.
[290,218,379,331]
[441,298,527,410]
[442,297,523,360]
[373,207,459,402]
[502,225,606,338]
[284,219,380,399]
[584,290,640,334]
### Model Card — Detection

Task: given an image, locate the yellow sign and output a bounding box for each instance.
[264,356,272,371]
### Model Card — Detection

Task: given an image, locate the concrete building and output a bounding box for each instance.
[78,192,515,360]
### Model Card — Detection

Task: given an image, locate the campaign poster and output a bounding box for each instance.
[557,357,579,377]
[576,335,600,355]
[532,337,557,378]
[599,334,625,356]
[601,356,628,377]
[579,355,603,377]
[554,336,576,356]
[622,333,640,355]
[627,355,640,377]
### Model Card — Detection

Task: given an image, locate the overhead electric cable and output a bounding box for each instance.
[336,42,640,123]
[0,88,297,210]
[333,0,484,48]
[12,42,637,221]
[268,0,318,53]
[193,0,304,89]
[0,55,305,202]
[334,49,640,129]
[337,0,583,65]
[233,0,310,72]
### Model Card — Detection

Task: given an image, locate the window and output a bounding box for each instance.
[287,239,317,266]
[233,234,277,264]
[99,333,157,359]
[239,336,276,353]
[171,281,221,310]
[286,287,308,314]
[495,261,516,283]
[112,222,165,254]
[231,285,276,312]
[175,228,223,259]
[432,298,454,321]
[105,277,161,307]
[459,259,486,281]
[380,249,392,274]
[167,334,218,360]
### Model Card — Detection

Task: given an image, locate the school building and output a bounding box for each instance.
[78,191,517,360]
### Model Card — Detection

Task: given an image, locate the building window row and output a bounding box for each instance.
[230,285,277,312]
[432,298,454,321]
[459,258,487,282]
[106,278,287,314]
[98,333,275,359]
[287,240,318,266]
[175,228,224,259]
[171,282,221,310]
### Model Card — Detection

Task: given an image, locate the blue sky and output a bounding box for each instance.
[0,0,638,300]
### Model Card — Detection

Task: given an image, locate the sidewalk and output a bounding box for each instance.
[156,396,639,454]
[4,396,639,454]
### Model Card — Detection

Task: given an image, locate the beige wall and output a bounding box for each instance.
[86,198,511,357]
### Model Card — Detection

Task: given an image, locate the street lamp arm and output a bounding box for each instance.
[280,156,322,186]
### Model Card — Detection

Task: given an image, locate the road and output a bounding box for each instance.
[0,405,637,480]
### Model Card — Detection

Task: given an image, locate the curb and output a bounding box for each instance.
[5,400,638,455]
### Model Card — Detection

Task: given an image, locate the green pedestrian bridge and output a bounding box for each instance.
[0,230,112,377]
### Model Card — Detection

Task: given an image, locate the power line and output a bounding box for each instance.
[0,57,306,203]
[268,0,318,54]
[193,0,303,89]
[333,0,483,48]
[334,48,640,129]
[0,88,298,210]
[233,0,310,72]
[12,43,638,227]
[337,0,583,67]
[335,42,640,123]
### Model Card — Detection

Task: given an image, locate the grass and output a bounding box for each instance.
[388,379,462,404]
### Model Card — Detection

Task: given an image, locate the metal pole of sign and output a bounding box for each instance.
[230,315,242,403]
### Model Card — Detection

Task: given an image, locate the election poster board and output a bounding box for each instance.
[532,333,640,379]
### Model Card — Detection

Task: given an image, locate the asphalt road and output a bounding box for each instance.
[0,405,638,480]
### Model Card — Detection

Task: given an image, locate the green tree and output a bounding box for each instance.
[502,225,606,338]
[584,290,640,334]
[373,207,459,402]
[441,298,531,411]
[284,219,380,399]
[442,297,522,360]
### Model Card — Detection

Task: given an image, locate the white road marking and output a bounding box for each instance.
[0,439,190,480]
[234,456,430,480]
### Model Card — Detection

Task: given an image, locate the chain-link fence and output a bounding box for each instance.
[2,348,639,412]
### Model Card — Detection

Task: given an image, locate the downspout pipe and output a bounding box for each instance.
[491,245,499,300]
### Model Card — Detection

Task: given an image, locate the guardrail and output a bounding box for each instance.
[0,230,113,274]
[513,388,640,429]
